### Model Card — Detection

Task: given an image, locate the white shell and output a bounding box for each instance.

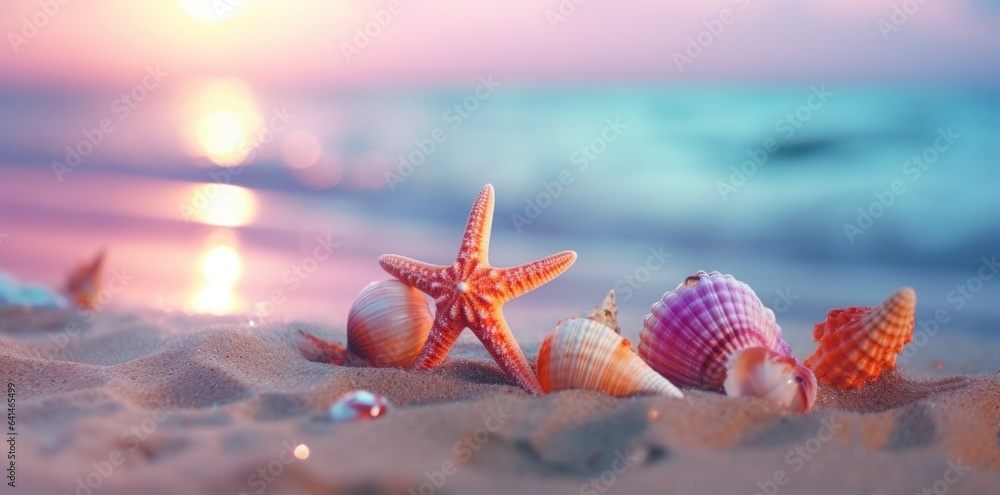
[537,291,683,398]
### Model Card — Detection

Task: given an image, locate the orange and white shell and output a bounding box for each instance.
[803,287,916,389]
[65,250,105,310]
[536,291,684,398]
[346,280,433,368]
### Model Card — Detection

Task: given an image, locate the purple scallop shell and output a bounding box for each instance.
[637,270,792,391]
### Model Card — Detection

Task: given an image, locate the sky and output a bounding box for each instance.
[0,1,995,338]
[1,0,998,90]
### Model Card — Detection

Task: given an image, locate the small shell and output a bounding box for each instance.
[329,390,393,422]
[638,271,789,390]
[302,280,433,367]
[536,291,683,398]
[347,280,433,367]
[65,250,105,310]
[638,271,816,412]
[723,346,817,414]
[804,287,916,389]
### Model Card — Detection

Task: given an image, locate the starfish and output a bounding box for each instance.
[378,184,577,394]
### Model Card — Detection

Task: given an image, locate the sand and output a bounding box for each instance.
[2,305,999,495]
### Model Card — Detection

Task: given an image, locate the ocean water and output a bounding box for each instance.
[0,84,996,375]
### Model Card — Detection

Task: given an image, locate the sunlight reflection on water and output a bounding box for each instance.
[192,230,242,314]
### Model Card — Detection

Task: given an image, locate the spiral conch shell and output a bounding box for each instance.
[804,287,916,389]
[303,280,433,367]
[638,271,816,413]
[536,291,684,398]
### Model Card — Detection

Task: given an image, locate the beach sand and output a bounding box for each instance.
[3,306,999,495]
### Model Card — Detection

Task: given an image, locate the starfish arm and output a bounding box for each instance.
[470,310,544,394]
[497,250,577,300]
[411,310,465,370]
[457,184,495,263]
[378,254,450,297]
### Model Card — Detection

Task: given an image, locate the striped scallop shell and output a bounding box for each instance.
[302,280,433,367]
[347,280,433,368]
[638,271,791,391]
[803,287,915,389]
[537,291,683,398]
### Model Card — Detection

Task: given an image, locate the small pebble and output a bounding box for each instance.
[329,390,393,423]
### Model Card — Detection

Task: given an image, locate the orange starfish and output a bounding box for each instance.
[378,184,577,394]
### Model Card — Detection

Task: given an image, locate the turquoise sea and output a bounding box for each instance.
[0,84,996,375]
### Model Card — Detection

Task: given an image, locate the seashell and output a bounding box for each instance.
[302,280,433,367]
[722,346,816,413]
[638,270,816,412]
[65,250,105,310]
[803,287,916,389]
[347,279,433,367]
[329,390,393,422]
[536,291,683,398]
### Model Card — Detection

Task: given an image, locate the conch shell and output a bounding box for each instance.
[804,287,916,389]
[536,291,683,398]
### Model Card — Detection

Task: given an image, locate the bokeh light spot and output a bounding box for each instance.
[293,444,310,460]
[293,154,343,190]
[281,130,322,170]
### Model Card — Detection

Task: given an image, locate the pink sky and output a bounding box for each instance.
[1,0,998,89]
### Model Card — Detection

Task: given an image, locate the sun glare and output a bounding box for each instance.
[198,110,251,166]
[202,245,242,285]
[179,0,248,22]
[182,78,264,167]
[187,183,258,227]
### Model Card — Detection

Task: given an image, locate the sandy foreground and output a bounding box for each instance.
[2,306,999,495]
